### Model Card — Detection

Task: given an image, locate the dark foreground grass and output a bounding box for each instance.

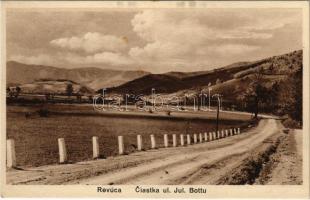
[7,105,252,167]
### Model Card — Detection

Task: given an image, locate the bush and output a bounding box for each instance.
[282,118,301,129]
[234,67,259,79]
[37,108,49,117]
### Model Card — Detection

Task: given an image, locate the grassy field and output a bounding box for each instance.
[7,104,252,167]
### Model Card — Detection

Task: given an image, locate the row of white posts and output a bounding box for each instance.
[6,128,241,168]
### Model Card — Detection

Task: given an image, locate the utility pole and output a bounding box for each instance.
[215,94,221,132]
[152,88,155,110]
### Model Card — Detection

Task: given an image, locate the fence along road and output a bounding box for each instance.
[7,119,282,185]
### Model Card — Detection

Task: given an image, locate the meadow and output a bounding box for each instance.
[7,104,252,167]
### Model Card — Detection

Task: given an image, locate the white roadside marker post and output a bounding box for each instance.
[118,136,124,155]
[230,129,233,136]
[164,134,169,148]
[180,134,184,146]
[137,135,143,151]
[199,133,203,143]
[187,134,191,145]
[213,132,216,140]
[58,138,67,164]
[173,134,177,147]
[225,130,229,137]
[217,131,220,139]
[193,134,197,144]
[204,132,208,142]
[221,130,225,138]
[238,128,241,134]
[209,132,213,141]
[150,134,156,149]
[92,136,100,159]
[234,128,237,135]
[6,139,16,168]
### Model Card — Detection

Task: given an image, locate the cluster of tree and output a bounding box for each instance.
[236,68,302,124]
[275,68,302,122]
[6,86,21,98]
[7,84,93,104]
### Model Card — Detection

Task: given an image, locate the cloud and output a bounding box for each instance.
[50,32,128,53]
[10,51,133,68]
[86,52,132,65]
[217,30,272,40]
[213,44,260,54]
[129,42,188,60]
[128,10,270,70]
[63,51,132,66]
[7,9,302,73]
[130,10,286,43]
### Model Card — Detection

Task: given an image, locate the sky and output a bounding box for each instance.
[6,8,302,73]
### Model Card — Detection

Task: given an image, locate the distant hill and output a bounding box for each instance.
[14,80,94,95]
[212,49,302,125]
[103,74,187,94]
[209,50,302,100]
[105,50,302,95]
[104,49,302,125]
[6,61,149,90]
[104,51,299,95]
[8,50,302,100]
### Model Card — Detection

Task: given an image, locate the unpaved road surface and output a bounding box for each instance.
[6,119,301,185]
[256,129,303,185]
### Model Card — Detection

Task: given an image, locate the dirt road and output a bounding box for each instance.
[256,129,303,185]
[7,118,298,185]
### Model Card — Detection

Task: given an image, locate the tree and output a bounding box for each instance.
[45,93,50,101]
[277,68,302,123]
[88,95,93,103]
[79,86,90,94]
[242,68,268,118]
[66,84,73,97]
[76,94,82,102]
[195,87,203,111]
[236,93,246,110]
[268,63,274,73]
[292,68,302,123]
[268,82,280,111]
[15,86,21,98]
[6,87,11,97]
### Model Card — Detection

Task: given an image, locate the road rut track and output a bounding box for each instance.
[256,129,302,185]
[215,133,283,185]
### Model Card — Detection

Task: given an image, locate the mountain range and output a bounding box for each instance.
[7,61,149,91]
[6,50,303,125]
[105,50,302,95]
[7,50,302,97]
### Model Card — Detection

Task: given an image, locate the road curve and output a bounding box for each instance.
[71,119,281,185]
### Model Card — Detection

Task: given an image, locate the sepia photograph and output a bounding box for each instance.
[1,1,309,198]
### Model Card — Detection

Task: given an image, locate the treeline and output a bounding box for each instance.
[232,68,302,128]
